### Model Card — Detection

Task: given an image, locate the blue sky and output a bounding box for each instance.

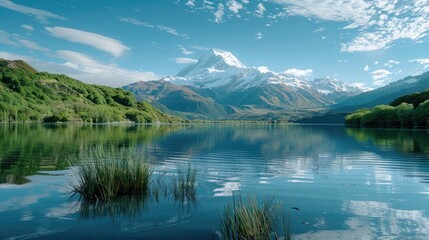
[1,0,429,88]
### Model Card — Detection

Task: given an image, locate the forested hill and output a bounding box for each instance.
[345,89,429,128]
[0,59,181,123]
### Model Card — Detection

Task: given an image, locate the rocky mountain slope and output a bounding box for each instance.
[124,49,363,120]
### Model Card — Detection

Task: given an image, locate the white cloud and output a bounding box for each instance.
[119,17,154,28]
[214,3,225,23]
[21,25,34,31]
[384,59,400,68]
[227,0,243,14]
[255,32,263,40]
[202,0,215,10]
[120,17,189,39]
[273,0,372,23]
[0,29,18,46]
[374,61,379,65]
[0,50,157,87]
[272,0,429,52]
[370,69,391,86]
[410,58,429,65]
[364,65,369,71]
[178,45,193,55]
[174,57,198,64]
[284,68,313,77]
[410,58,429,69]
[185,0,195,7]
[255,3,266,17]
[312,27,326,33]
[19,39,49,52]
[257,66,271,73]
[350,82,373,92]
[158,25,190,39]
[0,0,65,22]
[56,50,158,86]
[45,27,130,57]
[0,51,33,62]
[242,0,250,4]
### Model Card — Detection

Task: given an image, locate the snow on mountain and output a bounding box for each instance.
[310,77,362,95]
[165,49,360,98]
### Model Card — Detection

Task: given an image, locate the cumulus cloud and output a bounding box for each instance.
[0,0,65,22]
[364,65,369,71]
[350,82,373,92]
[384,60,400,68]
[214,3,225,23]
[255,32,263,40]
[45,27,130,57]
[255,3,266,17]
[185,0,195,7]
[370,69,391,86]
[174,57,198,64]
[284,68,313,77]
[190,0,429,52]
[227,0,243,14]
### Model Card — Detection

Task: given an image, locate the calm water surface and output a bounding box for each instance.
[0,124,429,239]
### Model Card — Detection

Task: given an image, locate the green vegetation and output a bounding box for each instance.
[69,147,151,201]
[345,89,429,128]
[220,195,292,240]
[390,89,429,107]
[0,124,182,184]
[0,59,180,123]
[172,165,197,204]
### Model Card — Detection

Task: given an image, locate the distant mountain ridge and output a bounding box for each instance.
[334,71,429,112]
[124,49,362,119]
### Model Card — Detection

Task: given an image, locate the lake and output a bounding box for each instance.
[1,124,429,239]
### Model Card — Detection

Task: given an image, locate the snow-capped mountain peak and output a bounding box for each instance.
[176,49,245,77]
[310,77,363,98]
[167,49,362,101]
[205,49,246,69]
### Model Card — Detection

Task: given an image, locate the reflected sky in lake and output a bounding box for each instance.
[0,124,429,239]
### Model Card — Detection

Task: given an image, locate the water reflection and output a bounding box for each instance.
[1,124,429,239]
[71,196,150,221]
[0,124,182,184]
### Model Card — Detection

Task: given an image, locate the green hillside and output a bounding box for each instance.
[345,89,429,128]
[0,59,181,123]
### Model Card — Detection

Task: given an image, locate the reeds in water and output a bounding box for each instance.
[172,165,197,204]
[69,146,151,201]
[220,195,292,240]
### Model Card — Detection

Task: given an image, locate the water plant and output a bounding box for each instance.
[69,146,151,201]
[172,164,198,204]
[220,195,292,240]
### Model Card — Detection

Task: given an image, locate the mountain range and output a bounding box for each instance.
[124,49,364,120]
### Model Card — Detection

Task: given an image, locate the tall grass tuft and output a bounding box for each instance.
[172,164,197,204]
[220,195,292,240]
[69,146,151,201]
